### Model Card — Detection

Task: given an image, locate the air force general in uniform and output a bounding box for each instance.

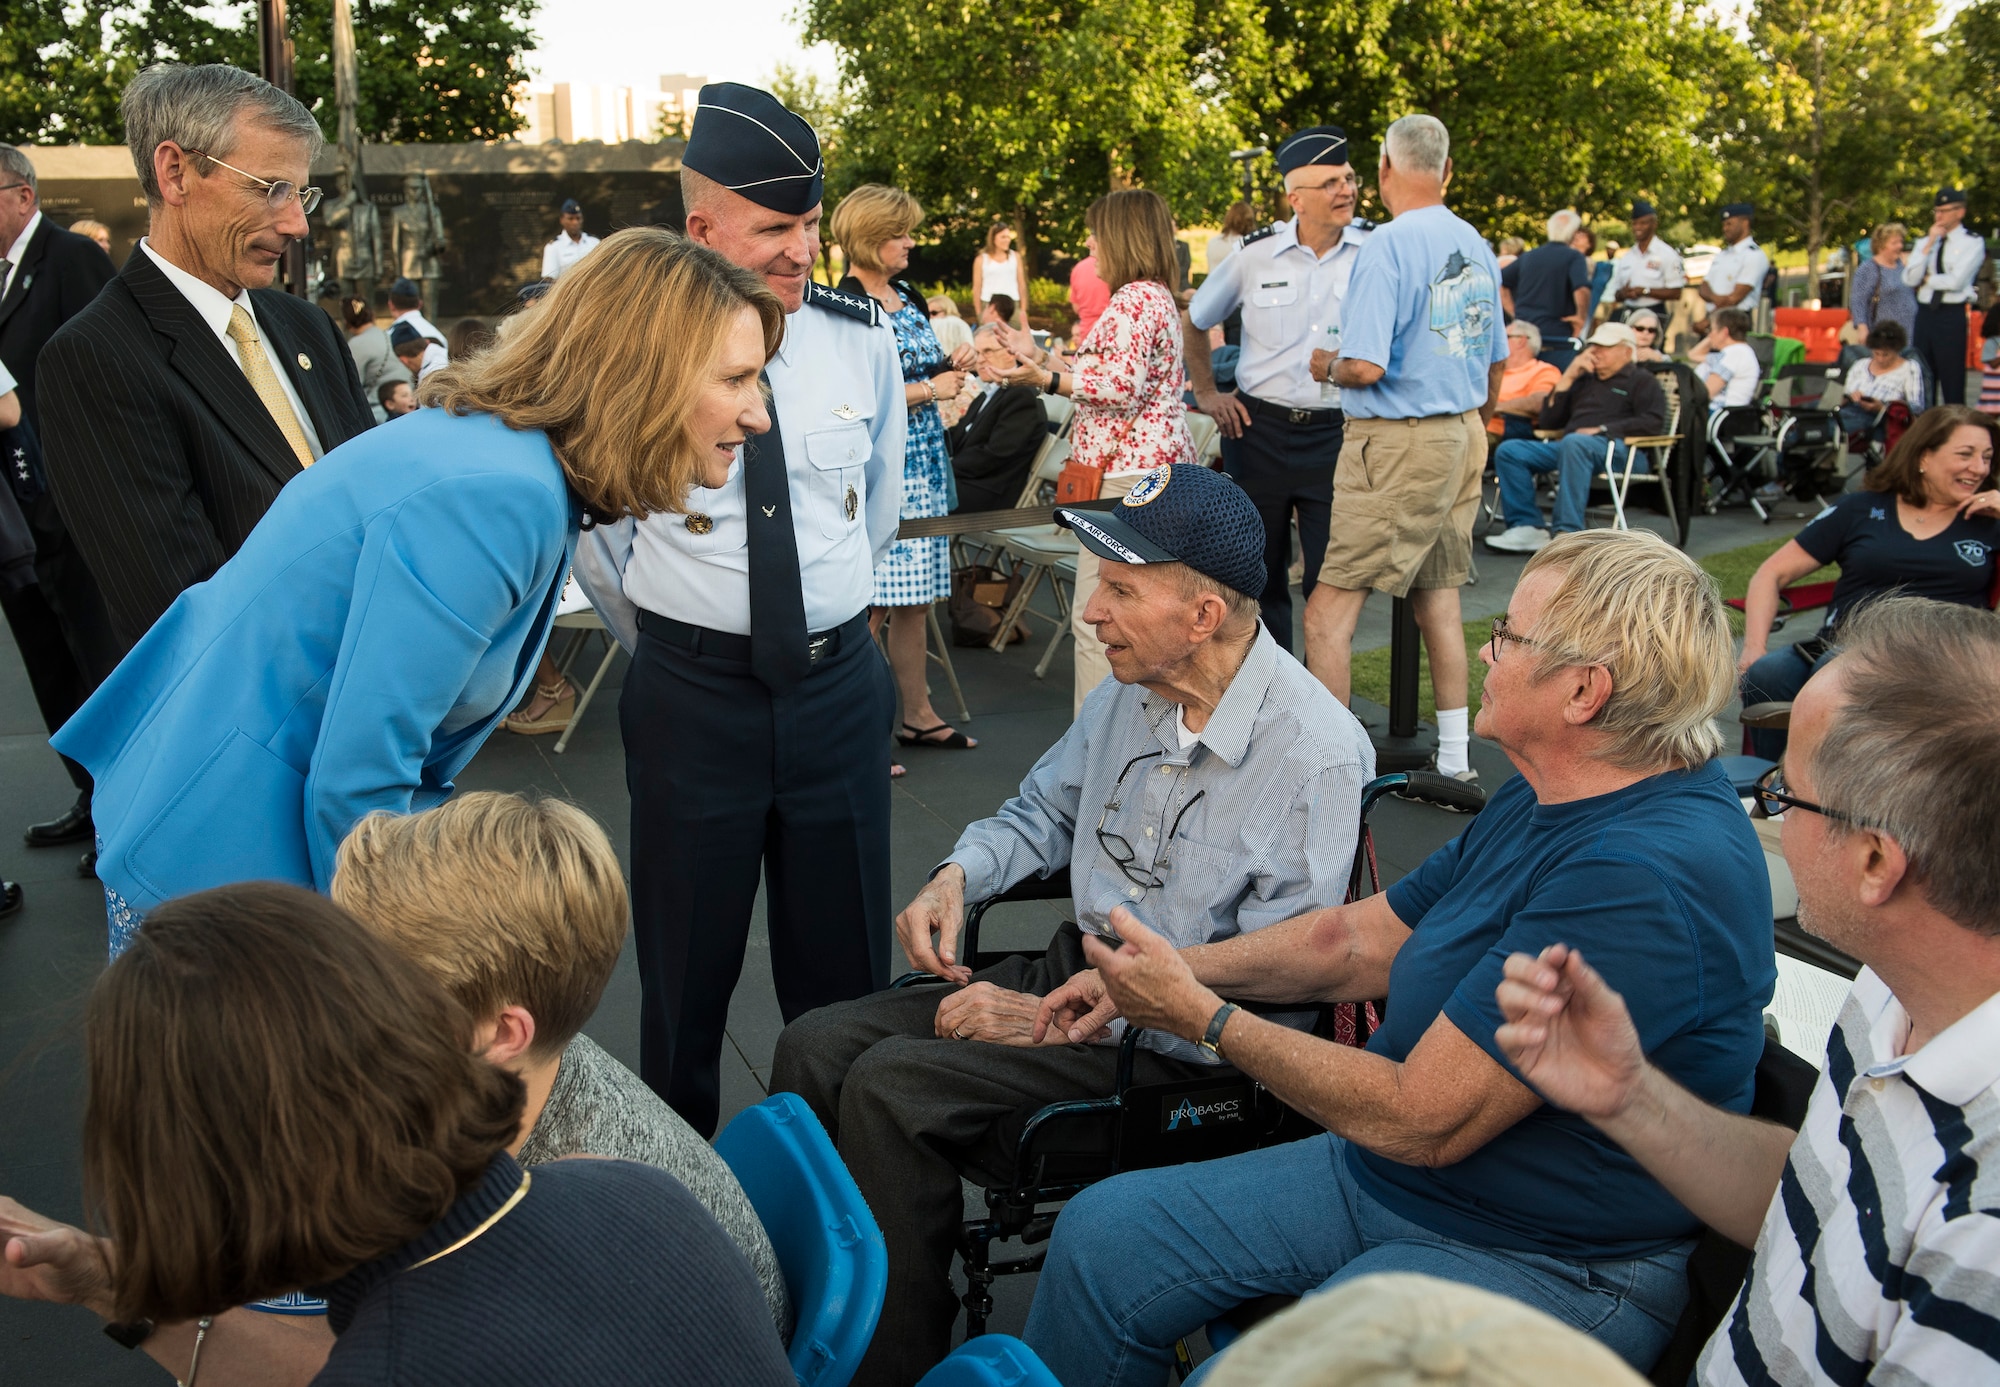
[576,84,906,1137]
[1188,125,1371,652]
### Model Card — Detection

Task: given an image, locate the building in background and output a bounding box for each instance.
[513,74,708,144]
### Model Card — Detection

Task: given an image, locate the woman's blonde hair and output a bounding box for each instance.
[1091,189,1179,294]
[420,227,782,519]
[830,184,923,274]
[330,792,629,1062]
[1871,221,1907,252]
[1518,530,1732,770]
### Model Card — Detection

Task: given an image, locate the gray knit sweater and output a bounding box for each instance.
[517,1034,793,1337]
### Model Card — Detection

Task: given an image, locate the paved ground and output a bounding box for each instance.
[0,490,1814,1381]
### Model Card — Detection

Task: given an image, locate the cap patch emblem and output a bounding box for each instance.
[1124,466,1171,507]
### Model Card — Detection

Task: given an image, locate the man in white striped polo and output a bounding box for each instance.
[1494,593,2000,1385]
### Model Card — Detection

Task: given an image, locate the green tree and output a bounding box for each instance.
[803,0,1277,268]
[4,0,537,146]
[1257,0,1732,239]
[0,1,132,144]
[1947,0,2000,201]
[1717,0,1965,278]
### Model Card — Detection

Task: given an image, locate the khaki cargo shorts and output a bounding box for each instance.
[1317,410,1487,598]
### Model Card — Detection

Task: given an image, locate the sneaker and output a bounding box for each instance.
[1483,525,1551,554]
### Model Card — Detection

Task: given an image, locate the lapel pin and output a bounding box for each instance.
[296,353,312,370]
[761,505,777,518]
[684,512,714,535]
[832,404,859,420]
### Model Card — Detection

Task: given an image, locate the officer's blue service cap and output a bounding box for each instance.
[1721,202,1755,219]
[390,276,421,298]
[1277,126,1350,174]
[388,321,425,351]
[1056,465,1266,600]
[517,281,551,305]
[682,82,825,215]
[560,197,582,214]
[1630,198,1657,219]
[1935,187,1968,207]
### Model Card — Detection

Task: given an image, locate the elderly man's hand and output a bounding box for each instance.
[1079,907,1220,1041]
[1032,968,1120,1044]
[1194,389,1251,439]
[896,865,972,984]
[1308,347,1339,384]
[1493,944,1646,1122]
[0,1198,116,1316]
[936,982,1066,1046]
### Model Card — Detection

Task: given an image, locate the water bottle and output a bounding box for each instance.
[1320,323,1341,402]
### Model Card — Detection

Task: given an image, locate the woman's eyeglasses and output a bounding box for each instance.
[182,146,322,215]
[1096,750,1207,890]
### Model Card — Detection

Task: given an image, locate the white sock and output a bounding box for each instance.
[1436,706,1470,775]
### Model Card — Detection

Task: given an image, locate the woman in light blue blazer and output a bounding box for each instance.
[56,230,781,953]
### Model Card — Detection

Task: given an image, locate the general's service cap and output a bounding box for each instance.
[1277,126,1350,174]
[683,81,825,215]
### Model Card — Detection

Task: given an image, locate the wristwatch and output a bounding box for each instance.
[1198,1001,1240,1059]
[1042,369,1062,396]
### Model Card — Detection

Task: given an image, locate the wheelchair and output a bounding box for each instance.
[1708,366,1846,522]
[895,770,1487,1341]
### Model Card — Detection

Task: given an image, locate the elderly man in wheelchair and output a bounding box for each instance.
[772,464,1374,1387]
[1018,530,1779,1384]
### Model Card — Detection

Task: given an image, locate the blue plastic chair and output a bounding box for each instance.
[715,1093,889,1387]
[915,1335,1063,1387]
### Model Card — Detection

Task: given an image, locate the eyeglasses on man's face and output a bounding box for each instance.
[1754,767,1853,824]
[1488,613,1542,663]
[182,146,322,216]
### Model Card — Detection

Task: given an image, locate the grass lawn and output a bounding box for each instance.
[1349,533,1835,720]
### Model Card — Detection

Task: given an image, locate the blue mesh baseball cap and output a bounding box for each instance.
[1056,465,1265,599]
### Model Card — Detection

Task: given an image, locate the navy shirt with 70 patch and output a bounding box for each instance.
[1795,489,1999,630]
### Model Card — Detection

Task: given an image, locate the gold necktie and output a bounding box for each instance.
[226,304,315,469]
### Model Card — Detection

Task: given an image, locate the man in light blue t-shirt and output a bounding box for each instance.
[1302,114,1507,781]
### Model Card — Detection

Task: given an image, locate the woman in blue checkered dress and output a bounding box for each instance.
[834,184,980,752]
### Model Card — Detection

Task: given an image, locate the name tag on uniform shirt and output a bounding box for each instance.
[1260,280,1289,289]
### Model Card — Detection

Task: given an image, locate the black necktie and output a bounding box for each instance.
[743,373,811,693]
[1930,233,1946,301]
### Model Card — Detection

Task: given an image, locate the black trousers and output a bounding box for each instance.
[621,609,896,1138]
[1913,302,1969,405]
[0,495,122,796]
[770,927,1211,1387]
[1219,401,1342,653]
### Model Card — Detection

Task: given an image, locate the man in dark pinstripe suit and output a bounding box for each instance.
[38,64,373,664]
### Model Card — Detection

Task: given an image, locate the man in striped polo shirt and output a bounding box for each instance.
[1494,594,2000,1384]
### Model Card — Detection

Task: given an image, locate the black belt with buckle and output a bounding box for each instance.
[639,609,868,666]
[1237,392,1343,428]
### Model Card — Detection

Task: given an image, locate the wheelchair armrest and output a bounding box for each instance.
[1738,701,1793,730]
[975,868,1074,907]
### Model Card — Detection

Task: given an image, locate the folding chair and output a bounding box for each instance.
[1186,411,1223,467]
[1040,394,1076,440]
[1600,371,1688,546]
[1705,386,1780,520]
[968,438,1078,676]
[716,1093,890,1387]
[548,606,621,755]
[1765,365,1846,506]
[890,771,1487,1343]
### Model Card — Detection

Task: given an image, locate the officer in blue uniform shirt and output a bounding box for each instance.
[574,82,905,1137]
[1186,125,1372,652]
[1903,187,1986,406]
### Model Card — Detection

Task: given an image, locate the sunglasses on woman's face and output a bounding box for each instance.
[1634,326,1658,335]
